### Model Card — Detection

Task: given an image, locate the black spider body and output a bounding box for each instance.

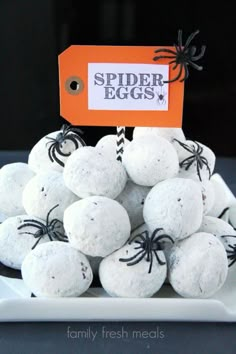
[46,124,86,167]
[119,228,174,273]
[17,204,68,249]
[153,30,206,83]
[174,139,211,181]
[156,90,166,105]
[221,235,236,267]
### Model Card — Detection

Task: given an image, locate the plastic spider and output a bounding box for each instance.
[221,235,236,267]
[46,124,86,167]
[153,29,206,83]
[17,204,68,249]
[119,228,174,273]
[174,139,211,182]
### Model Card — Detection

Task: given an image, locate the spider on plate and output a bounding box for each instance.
[153,29,206,83]
[174,139,211,182]
[221,235,236,267]
[46,124,86,167]
[119,228,174,274]
[17,204,68,249]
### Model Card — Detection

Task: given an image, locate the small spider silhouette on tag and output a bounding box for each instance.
[156,89,167,105]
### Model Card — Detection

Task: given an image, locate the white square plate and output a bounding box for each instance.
[0,268,236,322]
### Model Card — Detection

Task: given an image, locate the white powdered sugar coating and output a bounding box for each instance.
[28,130,84,173]
[143,178,203,241]
[95,134,130,160]
[63,147,127,199]
[22,170,79,222]
[122,135,179,187]
[0,215,48,270]
[198,179,215,215]
[198,215,236,251]
[133,127,185,144]
[208,179,229,218]
[0,163,34,217]
[64,196,131,257]
[116,180,151,230]
[176,140,216,182]
[22,241,93,297]
[169,232,228,298]
[99,243,167,298]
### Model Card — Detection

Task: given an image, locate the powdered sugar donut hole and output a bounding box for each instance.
[122,135,179,186]
[0,163,34,217]
[22,170,79,222]
[198,180,215,215]
[99,243,167,298]
[64,196,131,257]
[63,147,127,199]
[28,128,85,174]
[116,180,151,230]
[208,179,229,218]
[144,178,203,241]
[176,140,216,182]
[95,134,130,160]
[168,232,228,298]
[133,127,185,144]
[22,241,93,297]
[0,215,48,270]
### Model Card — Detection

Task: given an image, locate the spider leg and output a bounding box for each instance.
[47,144,55,163]
[153,55,176,61]
[177,29,183,49]
[180,63,190,81]
[154,250,166,265]
[65,135,81,149]
[154,48,177,55]
[47,205,59,225]
[18,231,37,236]
[148,251,153,273]
[180,156,195,170]
[191,45,206,61]
[221,235,236,239]
[164,64,183,83]
[129,231,148,244]
[153,234,174,244]
[184,30,199,49]
[119,249,145,263]
[200,158,211,179]
[173,139,195,154]
[125,251,147,266]
[51,148,65,167]
[18,221,45,229]
[49,218,63,229]
[188,61,203,71]
[228,258,236,267]
[31,236,44,250]
[55,144,71,157]
[196,161,202,181]
[150,228,163,242]
[52,231,67,242]
[134,240,142,245]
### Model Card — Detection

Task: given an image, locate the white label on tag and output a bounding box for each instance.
[88,63,169,111]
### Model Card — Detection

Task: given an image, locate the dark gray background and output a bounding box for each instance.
[0,321,236,354]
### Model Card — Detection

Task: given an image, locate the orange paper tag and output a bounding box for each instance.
[59,45,184,127]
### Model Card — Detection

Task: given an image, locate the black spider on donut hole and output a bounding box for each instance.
[119,228,174,273]
[46,124,86,167]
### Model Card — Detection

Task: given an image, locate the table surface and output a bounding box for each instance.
[0,152,236,354]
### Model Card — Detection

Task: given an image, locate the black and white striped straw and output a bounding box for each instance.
[116,126,126,162]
